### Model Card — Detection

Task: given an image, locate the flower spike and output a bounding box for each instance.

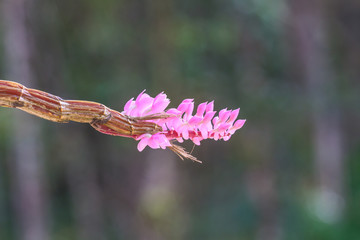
[121,91,245,162]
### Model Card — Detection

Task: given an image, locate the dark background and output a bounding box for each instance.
[0,0,360,239]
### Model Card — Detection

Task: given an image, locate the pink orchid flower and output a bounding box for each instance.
[121,91,245,162]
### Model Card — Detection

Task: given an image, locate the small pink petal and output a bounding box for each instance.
[212,116,220,128]
[137,137,149,152]
[137,96,153,109]
[188,116,202,126]
[158,135,171,149]
[213,132,220,141]
[124,98,134,112]
[184,102,194,120]
[152,100,170,114]
[196,102,207,116]
[152,93,169,113]
[168,118,181,130]
[153,92,166,103]
[199,125,209,139]
[135,90,146,103]
[218,108,228,119]
[148,136,160,149]
[206,101,214,112]
[227,109,239,124]
[228,119,246,134]
[177,99,193,112]
[219,110,231,123]
[233,119,246,129]
[192,137,201,145]
[202,111,216,125]
[217,123,232,132]
[182,128,189,140]
[223,135,231,141]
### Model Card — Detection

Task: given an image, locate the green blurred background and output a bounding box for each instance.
[0,0,359,239]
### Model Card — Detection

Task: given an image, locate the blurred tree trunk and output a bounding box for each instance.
[61,127,105,240]
[243,128,281,240]
[138,151,186,240]
[23,0,107,237]
[146,0,178,93]
[288,0,345,222]
[101,144,145,239]
[2,0,49,239]
[235,14,282,238]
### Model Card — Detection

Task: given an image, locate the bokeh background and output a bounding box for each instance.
[0,0,359,239]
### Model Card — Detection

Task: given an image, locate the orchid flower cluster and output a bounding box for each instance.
[122,91,245,162]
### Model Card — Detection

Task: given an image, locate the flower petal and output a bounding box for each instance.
[196,102,207,117]
[228,119,246,134]
[227,108,239,124]
[199,125,209,139]
[192,137,201,145]
[188,116,202,126]
[124,98,134,112]
[206,101,214,112]
[137,137,149,152]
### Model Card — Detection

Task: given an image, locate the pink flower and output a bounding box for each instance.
[123,90,170,117]
[121,91,246,161]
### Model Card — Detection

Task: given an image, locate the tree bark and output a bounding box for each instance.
[288,0,345,222]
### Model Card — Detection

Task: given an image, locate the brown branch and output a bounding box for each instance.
[0,80,161,138]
